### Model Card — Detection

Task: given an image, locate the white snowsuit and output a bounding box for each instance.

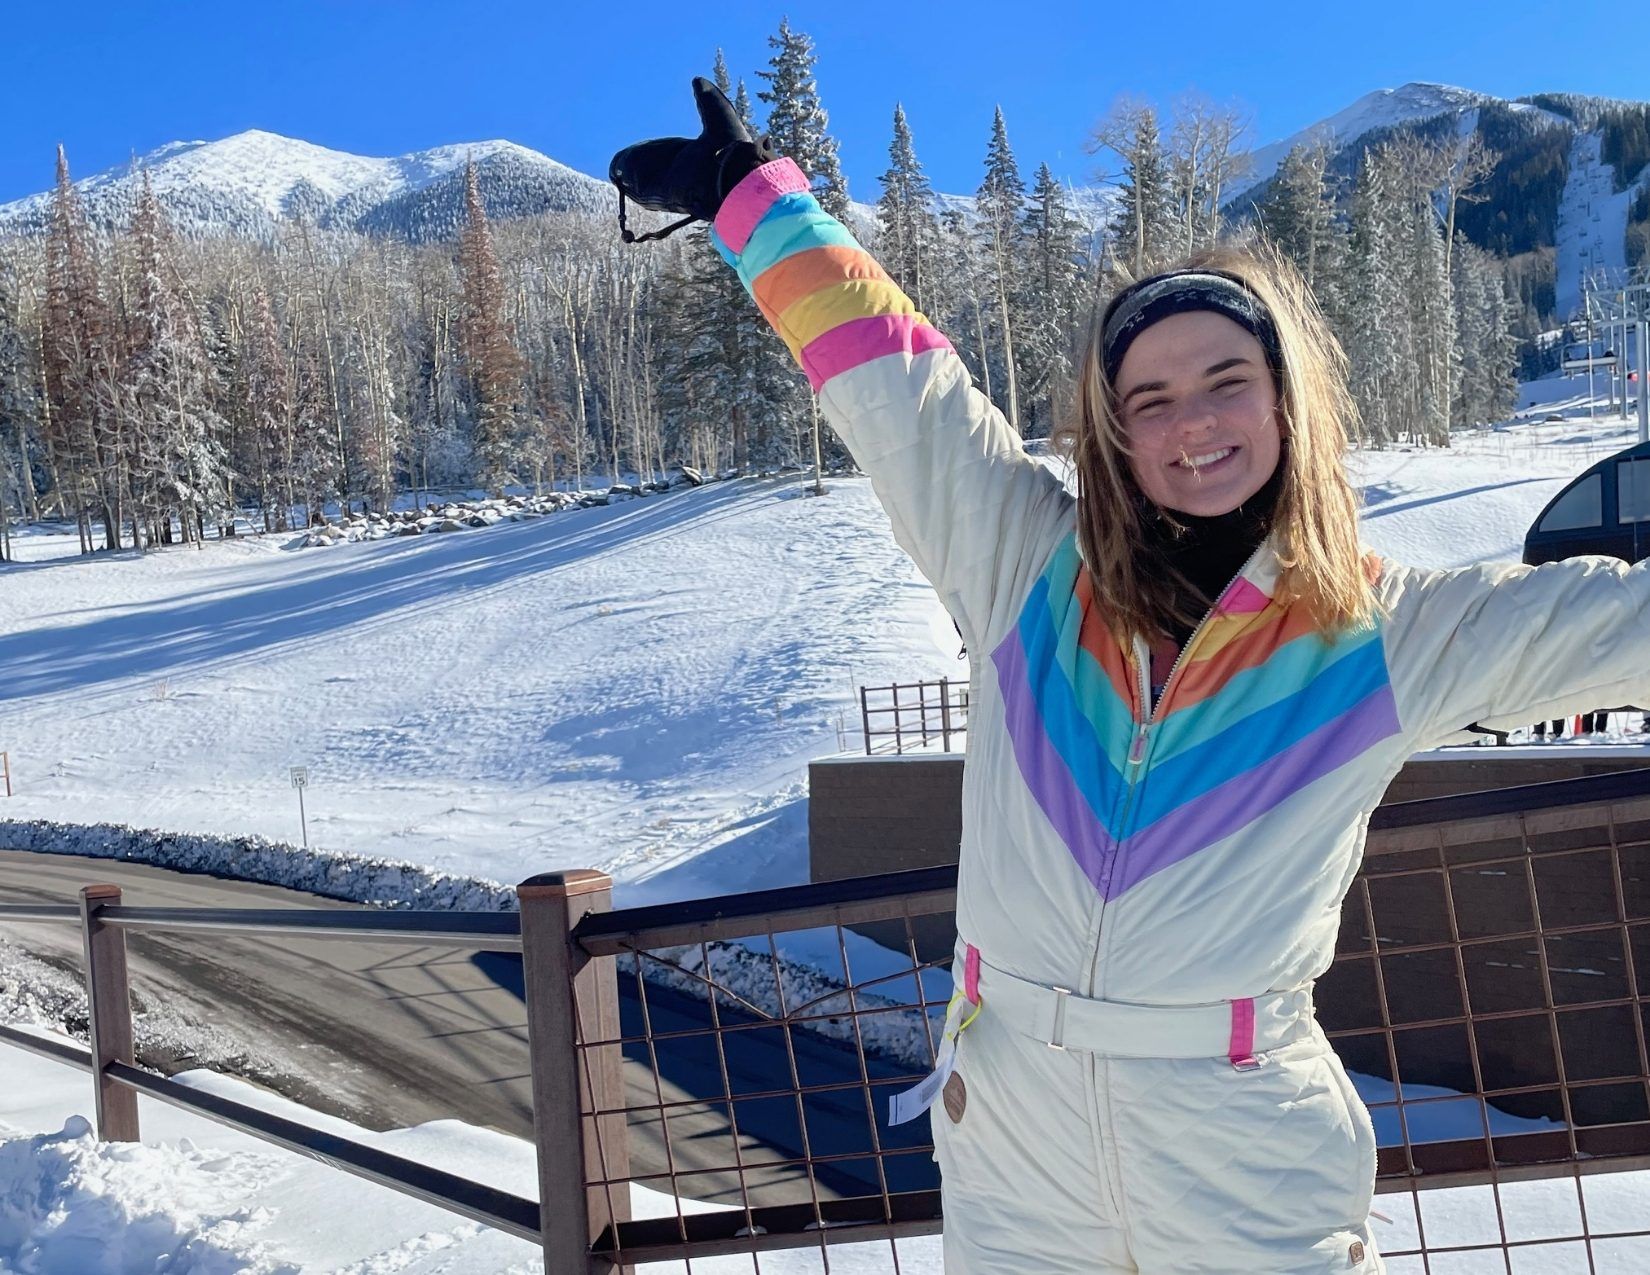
[712,159,1650,1273]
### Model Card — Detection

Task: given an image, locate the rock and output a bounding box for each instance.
[674,466,704,487]
[434,518,466,532]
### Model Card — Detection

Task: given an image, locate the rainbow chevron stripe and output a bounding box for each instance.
[712,159,952,390]
[991,536,1400,900]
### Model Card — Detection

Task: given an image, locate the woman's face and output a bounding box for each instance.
[1113,311,1282,517]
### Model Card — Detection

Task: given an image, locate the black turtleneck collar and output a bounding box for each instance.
[1144,462,1284,645]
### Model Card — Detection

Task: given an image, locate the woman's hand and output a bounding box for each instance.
[609,77,774,229]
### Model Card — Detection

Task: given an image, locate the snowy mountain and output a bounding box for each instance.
[0,130,614,243]
[1230,83,1498,201]
[1227,81,1650,318]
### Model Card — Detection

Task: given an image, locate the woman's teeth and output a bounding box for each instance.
[1176,447,1235,471]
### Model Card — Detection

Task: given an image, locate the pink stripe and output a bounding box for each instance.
[1219,577,1271,615]
[963,944,980,1004]
[800,314,952,390]
[1228,997,1256,1066]
[713,158,809,255]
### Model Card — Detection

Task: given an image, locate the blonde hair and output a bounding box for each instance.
[1051,240,1375,642]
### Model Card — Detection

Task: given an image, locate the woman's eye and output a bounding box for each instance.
[1133,398,1169,418]
[1213,378,1248,395]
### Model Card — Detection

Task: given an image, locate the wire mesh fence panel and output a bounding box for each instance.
[575,884,957,1271]
[1326,792,1650,1274]
[562,780,1650,1271]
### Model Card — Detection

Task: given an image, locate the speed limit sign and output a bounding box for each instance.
[290,767,309,789]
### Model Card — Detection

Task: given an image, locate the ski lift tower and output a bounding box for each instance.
[1630,274,1650,444]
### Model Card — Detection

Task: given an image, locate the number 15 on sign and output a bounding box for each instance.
[290,768,310,848]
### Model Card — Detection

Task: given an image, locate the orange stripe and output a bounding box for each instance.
[1170,605,1320,710]
[1074,570,1139,714]
[753,245,892,318]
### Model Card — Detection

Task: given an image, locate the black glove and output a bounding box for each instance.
[609,77,775,242]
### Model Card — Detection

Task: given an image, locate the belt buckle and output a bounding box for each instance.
[1046,986,1072,1050]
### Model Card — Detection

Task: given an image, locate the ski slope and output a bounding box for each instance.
[0,376,1645,907]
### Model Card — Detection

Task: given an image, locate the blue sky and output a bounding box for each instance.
[5,1,1639,205]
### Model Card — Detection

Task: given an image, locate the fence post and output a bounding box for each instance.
[939,677,952,751]
[860,687,873,756]
[518,870,630,1274]
[892,683,903,754]
[78,884,139,1142]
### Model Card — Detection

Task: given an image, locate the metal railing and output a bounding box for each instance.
[0,881,570,1258]
[859,678,969,754]
[4,767,1650,1271]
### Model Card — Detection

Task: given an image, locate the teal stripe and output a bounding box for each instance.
[1134,635,1393,828]
[1032,539,1136,761]
[734,204,858,286]
[1149,627,1377,764]
[1013,573,1131,827]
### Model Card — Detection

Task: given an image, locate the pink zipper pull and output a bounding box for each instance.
[1128,725,1148,765]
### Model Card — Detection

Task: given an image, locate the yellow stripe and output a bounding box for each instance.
[777,278,924,351]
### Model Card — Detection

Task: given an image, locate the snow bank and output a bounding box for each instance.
[0,1035,943,1273]
[0,818,517,911]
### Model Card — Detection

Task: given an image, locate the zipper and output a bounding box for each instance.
[1082,547,1268,999]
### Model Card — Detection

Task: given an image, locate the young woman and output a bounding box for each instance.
[613,81,1650,1274]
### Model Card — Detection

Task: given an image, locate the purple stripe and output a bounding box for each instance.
[995,627,1119,893]
[1108,684,1401,898]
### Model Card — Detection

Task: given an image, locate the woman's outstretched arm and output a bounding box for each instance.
[711,157,1071,649]
[1382,553,1650,745]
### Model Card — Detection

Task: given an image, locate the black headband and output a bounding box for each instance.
[1101,270,1283,387]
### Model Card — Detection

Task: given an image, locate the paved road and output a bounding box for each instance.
[0,851,936,1204]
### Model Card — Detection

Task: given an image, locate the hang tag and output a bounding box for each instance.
[888,1034,957,1126]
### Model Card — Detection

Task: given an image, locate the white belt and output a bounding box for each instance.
[975,955,1315,1066]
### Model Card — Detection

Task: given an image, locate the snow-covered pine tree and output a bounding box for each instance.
[876,104,941,313]
[757,19,850,221]
[0,249,41,557]
[1092,102,1177,277]
[241,284,294,529]
[1344,146,1413,446]
[345,245,405,510]
[122,171,231,545]
[1451,236,1519,428]
[1255,141,1343,293]
[934,207,995,403]
[1408,195,1456,446]
[977,107,1028,430]
[43,145,124,551]
[1019,163,1088,436]
[291,310,340,525]
[457,160,524,495]
[0,259,20,559]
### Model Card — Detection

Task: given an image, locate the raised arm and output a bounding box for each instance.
[1382,554,1650,747]
[710,160,1071,646]
[611,80,1072,650]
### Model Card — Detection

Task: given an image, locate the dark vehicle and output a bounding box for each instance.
[1523,440,1650,567]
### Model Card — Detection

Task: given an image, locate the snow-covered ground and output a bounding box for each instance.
[1,1029,1642,1274]
[0,473,955,906]
[2,383,1647,915]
